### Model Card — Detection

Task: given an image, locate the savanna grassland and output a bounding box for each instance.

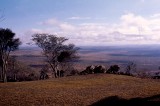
[0,74,160,106]
[2,45,159,106]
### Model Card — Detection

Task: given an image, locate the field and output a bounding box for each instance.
[2,45,159,106]
[0,74,160,106]
[11,45,160,73]
[78,45,160,71]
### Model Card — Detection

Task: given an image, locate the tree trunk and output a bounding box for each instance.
[2,57,7,83]
[0,58,2,81]
[54,65,58,78]
[14,74,17,81]
[50,62,60,78]
[0,68,2,81]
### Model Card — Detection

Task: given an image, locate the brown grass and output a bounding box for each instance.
[0,74,160,106]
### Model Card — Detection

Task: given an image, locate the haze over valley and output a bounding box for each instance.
[12,45,160,74]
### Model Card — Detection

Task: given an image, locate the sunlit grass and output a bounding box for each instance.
[0,74,160,106]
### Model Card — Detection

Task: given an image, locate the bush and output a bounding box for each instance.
[107,65,120,74]
[7,61,39,82]
[125,62,136,75]
[94,65,106,73]
[70,70,79,76]
[135,71,152,79]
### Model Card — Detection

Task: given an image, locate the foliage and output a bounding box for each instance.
[125,62,136,75]
[32,33,79,78]
[39,65,49,80]
[7,57,39,82]
[69,69,79,76]
[0,28,21,82]
[80,65,106,75]
[94,65,106,73]
[107,65,120,74]
[135,71,152,79]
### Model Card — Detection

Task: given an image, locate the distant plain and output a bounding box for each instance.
[11,45,160,73]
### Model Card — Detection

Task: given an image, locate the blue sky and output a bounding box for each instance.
[1,0,160,46]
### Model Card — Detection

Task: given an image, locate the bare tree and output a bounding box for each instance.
[0,9,5,22]
[125,62,136,75]
[7,56,19,81]
[40,65,49,80]
[0,11,4,80]
[32,33,79,78]
[0,28,21,82]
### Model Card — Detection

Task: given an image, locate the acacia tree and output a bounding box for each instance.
[32,33,79,78]
[0,28,21,82]
[125,62,136,75]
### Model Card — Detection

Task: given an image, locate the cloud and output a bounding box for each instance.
[119,13,160,37]
[59,23,75,31]
[23,13,160,46]
[140,0,145,3]
[40,18,59,25]
[68,16,91,20]
[150,13,160,18]
[39,18,75,32]
[120,13,148,27]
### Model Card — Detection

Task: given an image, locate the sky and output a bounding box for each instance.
[0,0,160,46]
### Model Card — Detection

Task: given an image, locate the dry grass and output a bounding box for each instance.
[0,74,160,106]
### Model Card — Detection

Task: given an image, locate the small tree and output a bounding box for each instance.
[40,65,49,80]
[107,65,120,74]
[32,33,79,78]
[0,28,21,82]
[125,62,136,75]
[7,56,19,81]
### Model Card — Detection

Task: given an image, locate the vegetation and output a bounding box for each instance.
[80,65,106,75]
[0,28,21,82]
[2,56,39,82]
[0,27,160,105]
[0,74,160,106]
[125,62,136,75]
[107,64,120,74]
[32,33,79,78]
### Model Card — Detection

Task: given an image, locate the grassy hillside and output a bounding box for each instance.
[0,74,160,106]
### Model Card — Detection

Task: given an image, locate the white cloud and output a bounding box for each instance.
[68,16,91,20]
[23,13,160,46]
[59,23,75,31]
[150,13,160,18]
[40,18,59,25]
[140,0,145,3]
[120,13,148,27]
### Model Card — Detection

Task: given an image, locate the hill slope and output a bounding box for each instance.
[0,74,160,106]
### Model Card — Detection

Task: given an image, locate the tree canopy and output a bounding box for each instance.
[32,33,79,78]
[0,28,21,82]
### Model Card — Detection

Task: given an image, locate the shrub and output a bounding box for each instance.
[70,70,79,76]
[7,61,39,82]
[107,65,120,74]
[94,65,106,73]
